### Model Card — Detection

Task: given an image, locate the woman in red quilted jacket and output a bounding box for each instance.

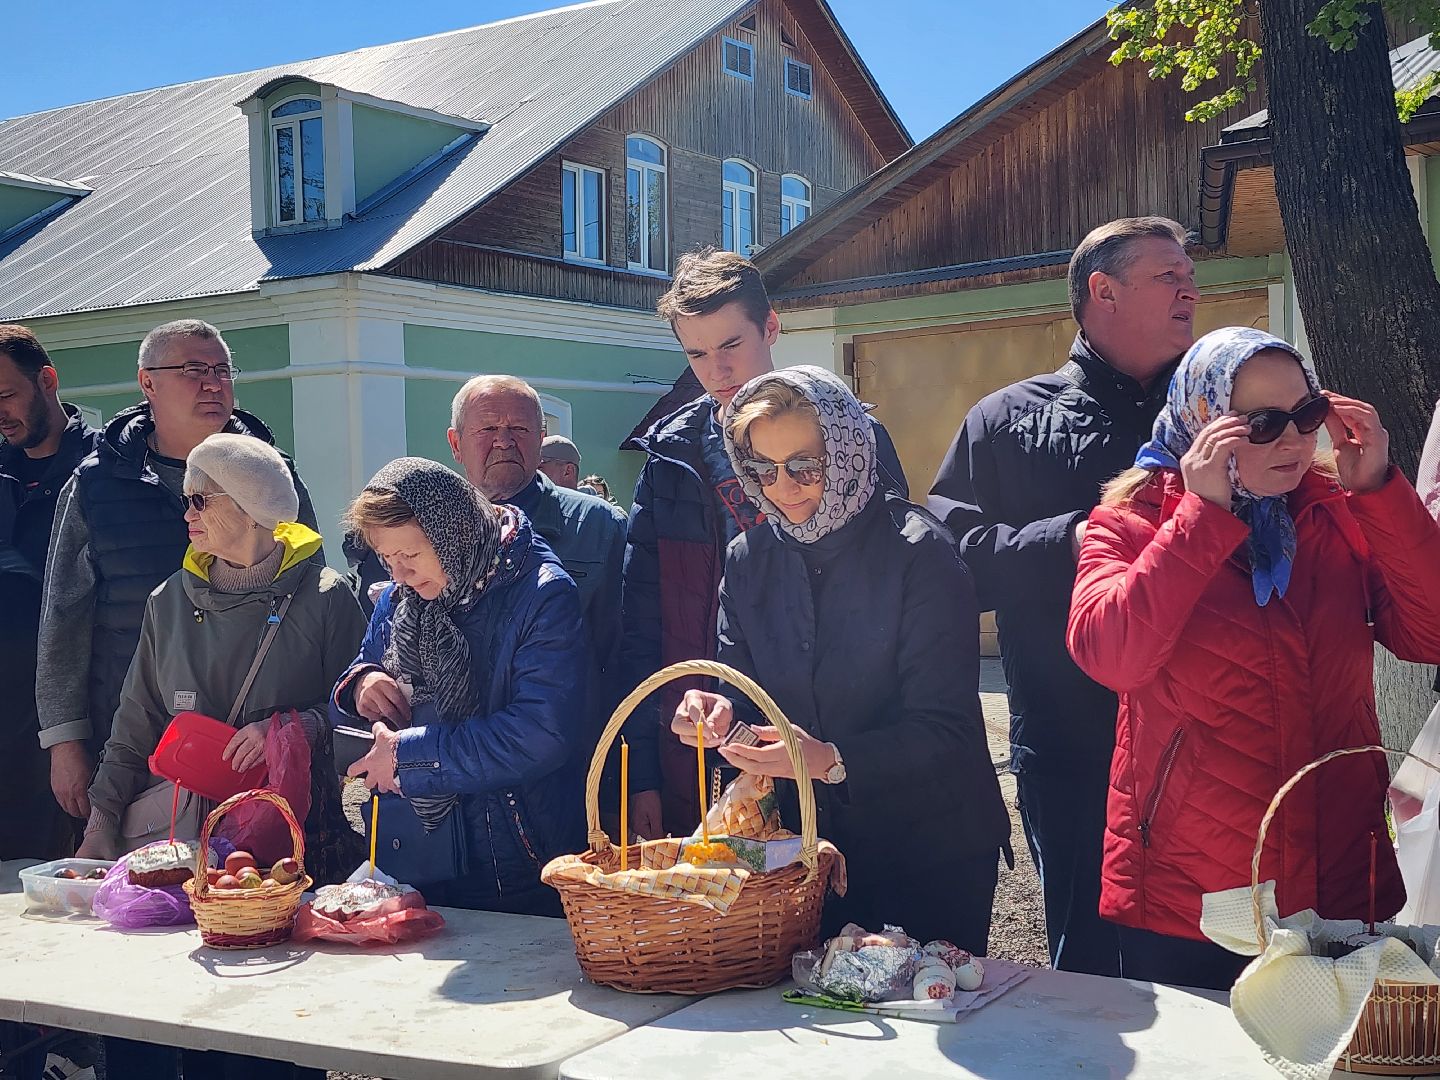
[1068,326,1440,990]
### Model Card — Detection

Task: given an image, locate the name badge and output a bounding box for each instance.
[173,690,198,712]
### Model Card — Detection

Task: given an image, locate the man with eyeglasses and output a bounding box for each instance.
[36,319,319,826]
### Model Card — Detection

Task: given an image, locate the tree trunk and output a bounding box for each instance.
[1260,0,1440,476]
[1260,0,1440,749]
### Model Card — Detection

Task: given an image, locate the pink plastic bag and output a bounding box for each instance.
[291,890,446,946]
[213,710,312,867]
[92,837,235,929]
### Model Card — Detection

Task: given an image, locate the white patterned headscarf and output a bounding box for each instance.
[722,365,876,544]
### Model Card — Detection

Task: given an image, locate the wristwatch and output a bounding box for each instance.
[821,742,846,785]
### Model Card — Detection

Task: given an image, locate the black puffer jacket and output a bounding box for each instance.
[72,403,318,753]
[718,494,1008,934]
[928,334,1175,774]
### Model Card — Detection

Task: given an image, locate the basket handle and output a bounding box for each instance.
[1250,744,1440,943]
[585,660,819,880]
[192,788,307,898]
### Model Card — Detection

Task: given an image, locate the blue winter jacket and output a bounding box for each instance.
[331,512,586,910]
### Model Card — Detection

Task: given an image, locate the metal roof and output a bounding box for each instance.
[1223,32,1440,139]
[0,0,754,322]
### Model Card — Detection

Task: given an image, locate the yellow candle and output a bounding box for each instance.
[369,794,380,879]
[696,718,710,845]
[619,737,630,872]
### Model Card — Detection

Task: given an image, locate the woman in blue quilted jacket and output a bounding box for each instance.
[332,457,585,916]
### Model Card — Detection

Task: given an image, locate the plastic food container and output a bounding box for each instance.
[19,858,115,916]
[150,711,265,802]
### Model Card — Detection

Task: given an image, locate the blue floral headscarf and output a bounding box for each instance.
[1135,326,1320,606]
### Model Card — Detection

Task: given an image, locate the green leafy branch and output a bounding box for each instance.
[1107,0,1440,122]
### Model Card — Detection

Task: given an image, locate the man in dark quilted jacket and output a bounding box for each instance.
[928,217,1198,976]
[621,250,905,839]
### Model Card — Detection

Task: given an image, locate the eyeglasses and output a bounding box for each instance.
[1245,395,1330,445]
[739,454,826,488]
[185,491,234,512]
[143,362,241,382]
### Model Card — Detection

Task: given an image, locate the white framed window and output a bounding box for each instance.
[562,161,606,264]
[781,174,812,235]
[722,159,757,255]
[626,136,668,273]
[269,97,325,225]
[784,57,813,99]
[722,36,754,81]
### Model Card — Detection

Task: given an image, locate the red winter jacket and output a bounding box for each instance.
[1068,466,1440,942]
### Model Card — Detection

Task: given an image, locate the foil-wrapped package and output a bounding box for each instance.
[811,924,923,1002]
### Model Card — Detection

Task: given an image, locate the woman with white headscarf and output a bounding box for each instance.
[1069,326,1440,989]
[669,365,1009,951]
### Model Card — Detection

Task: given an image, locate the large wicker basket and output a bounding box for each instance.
[1251,745,1440,1076]
[183,789,313,950]
[549,659,839,995]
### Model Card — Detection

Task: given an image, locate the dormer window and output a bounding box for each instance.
[270,97,324,225]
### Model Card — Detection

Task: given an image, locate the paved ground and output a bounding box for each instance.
[329,658,1046,1080]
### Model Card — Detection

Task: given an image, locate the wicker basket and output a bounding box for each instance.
[183,789,313,950]
[1251,745,1440,1076]
[549,659,839,995]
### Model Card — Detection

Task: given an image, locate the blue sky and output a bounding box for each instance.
[1,1,1114,142]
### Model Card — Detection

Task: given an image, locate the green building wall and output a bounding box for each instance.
[402,324,681,502]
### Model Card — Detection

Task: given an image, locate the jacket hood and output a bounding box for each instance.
[630,395,713,464]
[0,402,97,474]
[183,521,323,585]
[101,401,277,472]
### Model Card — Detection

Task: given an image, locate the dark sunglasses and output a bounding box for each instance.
[185,491,234,513]
[740,454,826,488]
[1244,395,1330,445]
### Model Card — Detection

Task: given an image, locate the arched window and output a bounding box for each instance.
[781,174,812,235]
[270,97,324,225]
[626,136,668,272]
[722,159,757,255]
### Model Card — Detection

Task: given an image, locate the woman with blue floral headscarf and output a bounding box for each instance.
[666,366,1009,950]
[1068,326,1440,990]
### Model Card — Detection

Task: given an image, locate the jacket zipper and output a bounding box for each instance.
[484,804,503,897]
[507,792,543,869]
[1139,725,1186,849]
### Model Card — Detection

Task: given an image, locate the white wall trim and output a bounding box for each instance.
[66,362,672,399]
[539,393,573,437]
[24,273,685,358]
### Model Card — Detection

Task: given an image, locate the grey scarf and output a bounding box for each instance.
[723,365,877,544]
[367,457,504,827]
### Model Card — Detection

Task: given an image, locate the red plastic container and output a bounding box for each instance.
[149,712,266,802]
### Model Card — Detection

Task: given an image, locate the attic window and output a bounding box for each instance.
[738,15,757,31]
[781,28,798,49]
[723,36,754,81]
[270,97,325,225]
[785,58,813,99]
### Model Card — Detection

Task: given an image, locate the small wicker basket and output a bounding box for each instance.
[549,660,839,995]
[1251,744,1440,1076]
[183,789,313,950]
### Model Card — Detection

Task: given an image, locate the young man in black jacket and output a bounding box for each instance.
[928,217,1198,976]
[0,325,100,860]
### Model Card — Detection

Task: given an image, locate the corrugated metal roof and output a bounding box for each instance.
[0,171,91,195]
[1224,32,1440,138]
[0,0,752,321]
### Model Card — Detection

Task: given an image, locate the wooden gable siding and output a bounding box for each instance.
[783,43,1266,293]
[387,0,889,309]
